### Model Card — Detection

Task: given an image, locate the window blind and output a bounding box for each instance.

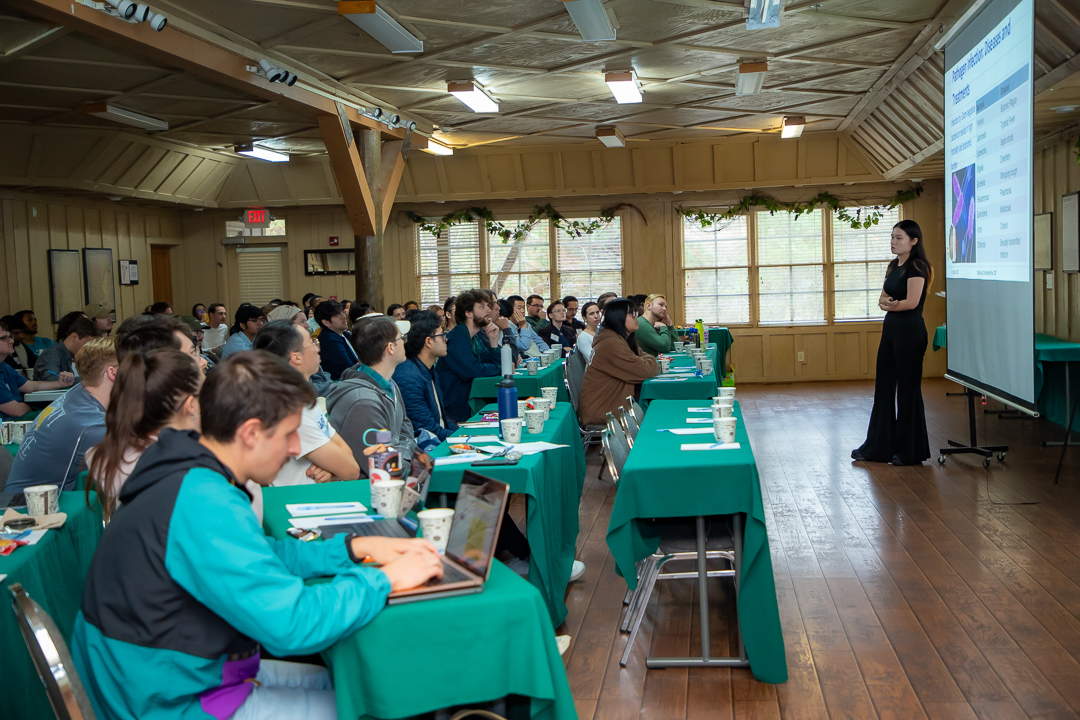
[236,247,284,306]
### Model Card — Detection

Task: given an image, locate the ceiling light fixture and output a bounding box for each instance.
[735,62,767,96]
[338,1,423,54]
[562,0,616,41]
[236,144,290,162]
[781,116,805,138]
[424,139,454,156]
[605,69,642,104]
[81,103,168,131]
[251,59,297,86]
[104,0,136,19]
[447,80,499,113]
[596,125,625,148]
[1052,105,1079,113]
[746,0,782,30]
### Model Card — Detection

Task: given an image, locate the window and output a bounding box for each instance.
[236,247,283,305]
[414,215,622,305]
[832,206,900,321]
[682,215,750,324]
[226,218,286,237]
[757,210,824,324]
[416,222,481,307]
[557,218,622,302]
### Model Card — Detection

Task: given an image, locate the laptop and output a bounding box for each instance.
[387,471,509,605]
[321,469,431,540]
[0,493,26,510]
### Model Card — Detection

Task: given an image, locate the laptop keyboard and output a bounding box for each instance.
[349,520,410,538]
[430,561,473,586]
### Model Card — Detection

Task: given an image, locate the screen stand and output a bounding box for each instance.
[938,388,1008,468]
[1053,380,1080,485]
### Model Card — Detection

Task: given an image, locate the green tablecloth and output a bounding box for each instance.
[262,482,577,720]
[4,443,15,457]
[431,403,585,628]
[707,328,734,377]
[639,344,721,403]
[933,327,1080,428]
[1,492,103,720]
[469,359,570,413]
[606,399,787,684]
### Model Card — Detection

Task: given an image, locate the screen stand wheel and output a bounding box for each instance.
[939,388,1008,466]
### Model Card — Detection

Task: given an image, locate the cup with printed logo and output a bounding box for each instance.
[370,479,405,518]
[532,397,552,421]
[717,386,736,400]
[713,416,737,444]
[417,508,455,553]
[711,399,733,418]
[700,359,713,376]
[659,356,671,373]
[674,341,685,352]
[525,409,545,434]
[541,387,558,405]
[526,359,539,375]
[517,399,530,416]
[500,417,524,444]
[25,484,59,517]
[551,344,562,358]
[539,354,550,368]
[0,423,9,444]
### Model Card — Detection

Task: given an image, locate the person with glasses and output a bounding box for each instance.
[392,310,456,442]
[525,294,547,331]
[221,305,265,359]
[0,321,75,419]
[505,295,549,357]
[255,321,360,486]
[578,299,659,426]
[313,300,357,380]
[327,316,430,478]
[436,289,502,424]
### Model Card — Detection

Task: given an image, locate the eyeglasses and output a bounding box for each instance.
[431,332,447,342]
[0,335,12,342]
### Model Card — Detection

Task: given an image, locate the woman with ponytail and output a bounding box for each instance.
[853,219,934,466]
[87,349,202,520]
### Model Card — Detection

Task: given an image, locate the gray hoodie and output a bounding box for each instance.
[325,364,419,478]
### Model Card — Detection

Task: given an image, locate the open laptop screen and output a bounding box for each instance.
[444,471,505,577]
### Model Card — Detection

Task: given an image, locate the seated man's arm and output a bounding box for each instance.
[335,397,394,471]
[20,377,74,393]
[0,399,31,418]
[304,433,360,481]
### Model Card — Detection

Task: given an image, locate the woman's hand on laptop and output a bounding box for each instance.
[379,549,444,591]
[350,536,439,566]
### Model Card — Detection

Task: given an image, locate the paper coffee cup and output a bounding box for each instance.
[659,357,670,373]
[25,484,59,517]
[417,508,455,553]
[541,387,558,404]
[0,423,9,444]
[517,399,529,416]
[674,342,684,352]
[370,479,405,518]
[718,387,736,399]
[525,409,545,434]
[501,417,524,443]
[527,360,539,376]
[539,354,550,368]
[713,417,737,444]
[533,397,551,421]
[700,360,713,376]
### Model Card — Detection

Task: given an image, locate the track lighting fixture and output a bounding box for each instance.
[104,0,136,19]
[253,60,297,86]
[99,0,166,29]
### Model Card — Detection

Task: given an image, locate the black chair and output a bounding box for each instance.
[9,583,97,719]
[563,351,604,451]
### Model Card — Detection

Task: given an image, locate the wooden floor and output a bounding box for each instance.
[550,379,1080,720]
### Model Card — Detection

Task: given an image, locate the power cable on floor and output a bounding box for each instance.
[976,395,1039,506]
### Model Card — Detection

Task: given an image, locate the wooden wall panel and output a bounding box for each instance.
[1032,136,1080,342]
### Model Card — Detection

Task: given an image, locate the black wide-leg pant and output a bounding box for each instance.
[858,313,931,464]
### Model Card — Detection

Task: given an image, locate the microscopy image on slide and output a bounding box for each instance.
[950,164,976,263]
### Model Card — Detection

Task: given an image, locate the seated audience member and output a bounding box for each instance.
[596,291,618,310]
[443,296,456,330]
[481,290,518,356]
[563,296,586,331]
[114,313,206,373]
[202,303,229,353]
[84,303,114,336]
[265,305,332,395]
[316,300,358,380]
[150,301,173,315]
[349,302,374,325]
[71,352,442,720]
[179,316,218,367]
[436,289,501,424]
[427,304,444,323]
[537,300,576,351]
[579,299,659,426]
[575,301,601,362]
[506,295,549,356]
[87,349,203,522]
[327,316,428,477]
[254,320,360,486]
[340,300,352,317]
[192,303,207,322]
[634,293,677,357]
[220,304,264,358]
[403,300,419,313]
[7,337,118,492]
[15,309,53,355]
[525,294,547,330]
[1,315,30,378]
[33,313,98,381]
[393,310,456,442]
[387,303,407,321]
[0,321,74,419]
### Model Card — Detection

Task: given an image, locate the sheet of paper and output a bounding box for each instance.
[286,501,367,517]
[495,440,568,454]
[660,428,714,435]
[680,442,742,451]
[448,435,501,444]
[288,513,374,529]
[0,574,6,583]
[457,421,501,429]
[23,529,48,546]
[649,377,690,383]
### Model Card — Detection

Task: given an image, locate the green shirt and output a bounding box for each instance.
[635,320,676,357]
[525,316,547,331]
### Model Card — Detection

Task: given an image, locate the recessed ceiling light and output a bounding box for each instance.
[338,1,423,53]
[747,0,782,29]
[424,139,454,155]
[562,0,616,41]
[781,116,805,138]
[236,144,289,162]
[596,125,625,147]
[447,80,499,113]
[1052,105,1079,113]
[735,62,767,96]
[81,103,168,131]
[605,69,642,104]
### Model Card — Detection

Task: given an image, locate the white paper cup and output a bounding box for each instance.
[700,360,713,376]
[539,354,550,368]
[0,424,9,444]
[541,387,558,404]
[9,422,29,444]
[674,342,685,352]
[533,397,551,421]
[713,417,737,444]
[25,484,59,517]
[659,357,670,373]
[551,344,562,357]
[417,508,455,553]
[517,399,530,416]
[718,386,736,399]
[501,417,524,443]
[370,479,405,518]
[527,360,539,376]
[525,409,545,434]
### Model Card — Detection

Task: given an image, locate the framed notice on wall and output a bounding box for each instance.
[83,248,116,313]
[1063,193,1079,273]
[119,259,140,286]
[48,249,84,322]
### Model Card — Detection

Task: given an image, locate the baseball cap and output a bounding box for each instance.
[83,302,112,319]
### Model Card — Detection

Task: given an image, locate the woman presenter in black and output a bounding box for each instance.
[852,219,932,466]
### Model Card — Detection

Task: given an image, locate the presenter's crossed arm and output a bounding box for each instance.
[878,276,925,313]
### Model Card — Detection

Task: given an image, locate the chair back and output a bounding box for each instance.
[563,350,587,412]
[9,583,97,720]
[603,415,632,482]
[628,397,645,425]
[619,405,639,442]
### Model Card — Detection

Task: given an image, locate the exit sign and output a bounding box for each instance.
[244,208,270,228]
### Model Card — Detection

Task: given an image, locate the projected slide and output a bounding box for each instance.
[944,2,1032,282]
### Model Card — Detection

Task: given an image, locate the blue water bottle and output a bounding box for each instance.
[496,343,518,438]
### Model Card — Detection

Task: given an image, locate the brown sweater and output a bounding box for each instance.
[578,328,659,426]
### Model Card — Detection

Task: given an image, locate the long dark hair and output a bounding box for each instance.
[600,299,640,354]
[88,349,202,520]
[891,219,934,289]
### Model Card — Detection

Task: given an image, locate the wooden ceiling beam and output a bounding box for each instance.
[0,26,71,65]
[1035,17,1076,58]
[318,114,376,237]
[260,15,343,50]
[156,101,276,137]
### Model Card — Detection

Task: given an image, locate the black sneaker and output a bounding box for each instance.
[851,449,866,461]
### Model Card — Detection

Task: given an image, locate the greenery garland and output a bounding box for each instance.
[677,186,923,230]
[406,203,644,244]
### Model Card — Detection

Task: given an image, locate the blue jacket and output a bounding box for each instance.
[319,330,358,380]
[436,324,500,423]
[393,356,458,442]
[71,429,390,720]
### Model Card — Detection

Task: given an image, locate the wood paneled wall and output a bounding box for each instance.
[0,192,184,338]
[1034,136,1080,340]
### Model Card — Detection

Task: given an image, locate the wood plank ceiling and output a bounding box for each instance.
[2,0,1080,201]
